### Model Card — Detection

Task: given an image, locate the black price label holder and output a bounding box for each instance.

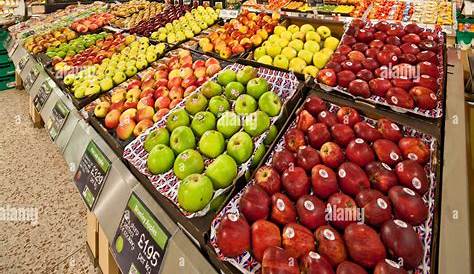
[74,141,112,210]
[18,55,30,71]
[33,80,53,112]
[46,99,70,141]
[112,193,171,274]
[25,64,41,91]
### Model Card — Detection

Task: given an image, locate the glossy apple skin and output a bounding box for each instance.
[307,123,331,149]
[239,184,271,223]
[271,193,297,225]
[327,192,358,229]
[282,165,310,200]
[282,223,315,258]
[314,225,347,267]
[255,166,282,195]
[304,95,327,116]
[297,110,316,132]
[251,219,281,262]
[261,246,299,274]
[395,160,429,195]
[320,142,345,168]
[413,75,437,91]
[348,79,371,98]
[330,123,355,147]
[377,119,403,142]
[373,139,403,166]
[388,186,428,225]
[297,146,321,171]
[418,61,438,77]
[362,57,379,71]
[216,214,251,257]
[296,195,326,230]
[398,137,430,165]
[409,86,437,110]
[344,223,386,268]
[318,69,337,86]
[337,162,370,197]
[318,110,338,127]
[301,251,335,274]
[374,260,409,274]
[354,122,383,142]
[365,161,399,193]
[285,128,306,152]
[380,220,423,270]
[345,138,375,167]
[272,149,296,173]
[363,195,392,227]
[311,164,339,199]
[336,106,362,127]
[386,87,415,109]
[336,261,368,274]
[337,70,356,88]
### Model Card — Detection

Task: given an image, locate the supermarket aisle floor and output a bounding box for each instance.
[0,89,97,273]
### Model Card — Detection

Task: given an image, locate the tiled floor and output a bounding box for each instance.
[0,89,97,273]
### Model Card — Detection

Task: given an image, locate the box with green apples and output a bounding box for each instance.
[123,64,300,217]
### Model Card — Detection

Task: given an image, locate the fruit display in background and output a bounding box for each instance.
[197,10,279,59]
[253,23,339,77]
[149,6,218,41]
[24,27,78,54]
[93,49,223,142]
[140,65,284,213]
[109,1,165,30]
[70,13,114,34]
[46,32,107,60]
[65,36,168,99]
[317,20,442,112]
[213,94,435,273]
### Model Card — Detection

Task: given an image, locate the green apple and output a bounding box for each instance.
[170,126,196,154]
[147,144,175,174]
[312,51,330,69]
[167,109,190,131]
[217,69,236,86]
[258,91,282,117]
[251,144,266,167]
[185,93,208,114]
[247,77,269,99]
[224,81,245,100]
[208,96,230,116]
[135,58,148,70]
[216,111,241,138]
[227,131,254,164]
[236,66,257,85]
[304,40,320,53]
[258,55,273,65]
[324,36,340,51]
[74,85,86,99]
[280,30,293,41]
[125,65,138,77]
[100,77,114,92]
[235,94,257,114]
[288,39,304,52]
[112,71,127,85]
[177,174,214,212]
[303,66,319,77]
[298,49,313,64]
[253,47,266,61]
[264,124,278,145]
[243,111,270,137]
[274,25,286,35]
[191,111,216,136]
[300,24,315,33]
[273,55,289,70]
[265,42,281,58]
[306,31,321,42]
[64,74,75,85]
[85,81,101,96]
[205,154,237,189]
[287,24,299,33]
[199,130,225,158]
[281,47,297,59]
[144,128,170,152]
[292,31,305,41]
[289,57,307,74]
[173,149,204,179]
[317,26,331,39]
[201,81,222,98]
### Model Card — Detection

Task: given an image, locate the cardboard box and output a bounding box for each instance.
[86,211,98,261]
[98,223,119,274]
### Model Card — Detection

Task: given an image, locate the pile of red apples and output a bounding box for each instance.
[317,20,441,111]
[215,94,432,273]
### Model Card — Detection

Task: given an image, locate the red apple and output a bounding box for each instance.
[391,77,414,91]
[337,44,352,55]
[327,192,358,229]
[311,165,339,199]
[366,161,399,193]
[348,79,370,98]
[282,223,315,258]
[346,138,375,167]
[362,58,379,71]
[398,137,430,164]
[377,50,399,66]
[409,86,437,110]
[272,149,296,173]
[318,69,337,86]
[271,193,297,225]
[255,166,281,195]
[341,60,362,73]
[261,246,299,274]
[320,142,345,168]
[354,121,383,142]
[365,48,380,59]
[374,31,388,41]
[296,195,326,230]
[386,36,401,46]
[282,165,310,200]
[395,160,429,195]
[348,51,365,62]
[251,220,281,262]
[331,52,347,63]
[377,118,403,141]
[419,39,438,52]
[297,146,321,171]
[301,251,335,274]
[369,78,392,97]
[337,261,368,274]
[331,123,355,147]
[413,75,437,91]
[216,213,250,257]
[317,110,338,127]
[314,225,347,266]
[416,50,437,64]
[240,184,270,223]
[344,223,386,268]
[307,123,331,149]
[336,106,361,127]
[369,39,384,49]
[337,70,356,88]
[418,61,438,77]
[285,128,306,152]
[326,61,342,73]
[400,43,420,55]
[337,162,370,197]
[356,69,374,82]
[374,260,408,274]
[399,53,418,64]
[297,110,316,132]
[389,186,428,225]
[373,139,403,166]
[352,42,369,52]
[386,87,415,109]
[304,95,327,116]
[356,28,374,43]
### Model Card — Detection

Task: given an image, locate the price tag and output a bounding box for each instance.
[24,65,40,90]
[73,141,112,210]
[46,99,70,141]
[112,193,170,274]
[18,55,30,71]
[219,9,239,19]
[33,80,53,112]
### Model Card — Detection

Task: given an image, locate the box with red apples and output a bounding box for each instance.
[315,19,446,119]
[84,49,231,156]
[209,93,441,274]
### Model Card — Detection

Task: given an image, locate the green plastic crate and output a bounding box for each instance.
[0,54,11,65]
[0,62,15,76]
[0,75,15,91]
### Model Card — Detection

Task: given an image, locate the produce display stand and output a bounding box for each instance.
[4,2,473,274]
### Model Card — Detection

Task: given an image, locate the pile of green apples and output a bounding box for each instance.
[64,36,166,99]
[150,6,218,44]
[143,66,282,213]
[253,24,340,77]
[46,32,107,59]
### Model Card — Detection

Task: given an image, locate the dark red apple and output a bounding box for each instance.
[344,223,386,268]
[304,95,327,116]
[348,51,366,62]
[356,69,374,82]
[314,225,347,266]
[345,138,375,167]
[282,223,315,258]
[375,21,391,32]
[355,188,384,207]
[318,69,337,86]
[318,110,338,127]
[398,137,430,165]
[216,213,250,257]
[354,121,383,142]
[297,146,321,171]
[374,259,408,274]
[356,28,374,43]
[369,78,392,97]
[387,25,405,37]
[374,31,388,41]
[330,53,347,64]
[337,162,370,196]
[336,106,361,127]
[377,50,399,66]
[409,86,438,110]
[375,66,390,78]
[337,261,368,274]
[326,61,342,73]
[327,192,358,229]
[392,63,416,78]
[418,61,438,77]
[342,60,363,73]
[400,43,420,55]
[377,118,403,141]
[331,123,355,147]
[386,36,401,46]
[272,149,296,173]
[365,48,380,59]
[251,220,281,262]
[404,23,422,34]
[342,35,356,46]
[362,57,379,71]
[365,161,399,193]
[363,195,392,226]
[382,44,402,55]
[255,166,281,195]
[311,164,339,199]
[296,195,326,230]
[386,87,415,109]
[373,139,403,166]
[391,77,414,91]
[301,251,335,274]
[271,193,297,225]
[262,246,299,274]
[307,123,331,149]
[320,142,345,168]
[369,39,384,49]
[395,160,429,195]
[282,165,310,200]
[297,110,316,132]
[337,70,356,88]
[353,42,369,52]
[418,39,438,52]
[419,30,436,41]
[399,53,418,64]
[402,33,421,44]
[337,44,352,55]
[413,75,437,90]
[416,50,437,64]
[388,186,428,225]
[285,128,306,152]
[348,79,371,98]
[240,185,270,223]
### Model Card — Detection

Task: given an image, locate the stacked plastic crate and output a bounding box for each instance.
[0,29,16,91]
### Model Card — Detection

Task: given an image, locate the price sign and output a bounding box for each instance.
[74,141,112,210]
[18,55,30,71]
[33,80,53,112]
[24,65,40,90]
[46,99,70,141]
[219,9,239,19]
[112,193,170,274]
